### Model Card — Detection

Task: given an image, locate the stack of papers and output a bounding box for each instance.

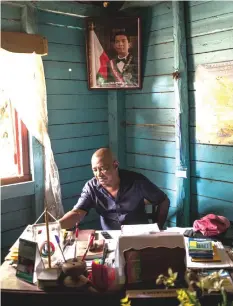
[121,223,160,235]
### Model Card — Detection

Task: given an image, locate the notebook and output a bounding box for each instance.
[76,239,105,260]
[188,238,213,252]
[191,245,221,262]
[64,239,105,261]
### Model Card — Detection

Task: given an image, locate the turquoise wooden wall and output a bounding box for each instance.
[186,1,233,221]
[126,2,177,226]
[125,0,233,225]
[1,3,108,259]
[37,10,108,227]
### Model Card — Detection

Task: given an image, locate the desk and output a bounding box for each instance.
[0,229,180,306]
[2,261,231,306]
[1,229,232,306]
[0,260,125,306]
[1,261,184,306]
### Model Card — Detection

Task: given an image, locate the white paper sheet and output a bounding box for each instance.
[121,223,160,235]
[165,227,193,235]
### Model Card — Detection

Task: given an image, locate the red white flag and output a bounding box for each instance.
[91,31,109,83]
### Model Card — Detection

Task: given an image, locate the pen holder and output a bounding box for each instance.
[91,261,116,291]
[62,259,87,279]
[62,259,90,289]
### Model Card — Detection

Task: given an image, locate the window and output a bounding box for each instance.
[0,99,31,186]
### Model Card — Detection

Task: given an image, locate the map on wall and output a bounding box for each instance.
[195,61,233,145]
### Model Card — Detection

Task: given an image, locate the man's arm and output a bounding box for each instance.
[59,209,87,229]
[154,196,170,229]
[139,174,170,229]
[59,181,94,229]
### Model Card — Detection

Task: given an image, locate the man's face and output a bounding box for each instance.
[114,35,130,57]
[91,156,118,187]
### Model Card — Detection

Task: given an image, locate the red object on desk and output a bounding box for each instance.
[75,223,79,239]
[91,261,115,291]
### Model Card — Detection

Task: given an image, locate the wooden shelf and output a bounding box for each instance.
[1,31,48,56]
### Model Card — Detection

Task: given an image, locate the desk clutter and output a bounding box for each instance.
[3,217,233,297]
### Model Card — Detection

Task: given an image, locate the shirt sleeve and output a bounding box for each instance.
[72,182,94,212]
[138,174,166,206]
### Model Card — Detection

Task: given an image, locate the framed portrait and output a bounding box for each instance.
[86,17,141,90]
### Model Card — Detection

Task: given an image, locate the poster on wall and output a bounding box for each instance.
[195,61,233,145]
[86,17,141,90]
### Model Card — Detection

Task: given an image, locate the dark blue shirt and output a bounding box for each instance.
[73,169,166,230]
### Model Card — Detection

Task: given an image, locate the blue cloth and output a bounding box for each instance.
[73,169,166,230]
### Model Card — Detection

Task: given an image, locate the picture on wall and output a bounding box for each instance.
[86,17,141,90]
[195,61,233,145]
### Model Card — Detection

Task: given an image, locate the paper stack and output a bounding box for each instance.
[121,223,160,235]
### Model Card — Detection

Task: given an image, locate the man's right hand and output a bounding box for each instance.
[58,209,87,229]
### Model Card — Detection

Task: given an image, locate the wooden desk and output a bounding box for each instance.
[1,229,232,306]
[2,261,232,306]
[0,261,182,306]
[0,261,123,306]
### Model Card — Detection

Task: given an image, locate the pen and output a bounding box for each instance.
[55,235,66,262]
[81,233,95,261]
[74,223,79,261]
[102,243,108,265]
[63,231,68,245]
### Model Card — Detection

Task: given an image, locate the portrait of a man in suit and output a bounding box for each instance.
[87,17,141,89]
[99,31,138,87]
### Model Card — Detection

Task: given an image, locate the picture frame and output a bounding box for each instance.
[86,17,141,90]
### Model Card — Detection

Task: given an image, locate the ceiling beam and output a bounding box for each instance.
[120,1,162,10]
[3,1,106,17]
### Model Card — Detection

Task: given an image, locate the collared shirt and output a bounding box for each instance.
[73,169,166,230]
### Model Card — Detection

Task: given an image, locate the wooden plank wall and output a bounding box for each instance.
[125,2,177,226]
[186,1,233,221]
[37,10,108,228]
[1,3,34,261]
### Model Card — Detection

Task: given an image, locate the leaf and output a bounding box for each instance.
[168,268,173,276]
[120,295,129,304]
[156,278,163,285]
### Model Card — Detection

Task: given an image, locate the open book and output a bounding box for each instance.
[64,239,105,261]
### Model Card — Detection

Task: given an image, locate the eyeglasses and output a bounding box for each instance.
[92,167,110,174]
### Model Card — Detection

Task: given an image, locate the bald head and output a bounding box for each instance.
[91,148,115,164]
[91,148,119,187]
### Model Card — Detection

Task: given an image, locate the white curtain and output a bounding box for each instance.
[0,48,64,218]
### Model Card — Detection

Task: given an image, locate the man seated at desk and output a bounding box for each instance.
[59,148,169,230]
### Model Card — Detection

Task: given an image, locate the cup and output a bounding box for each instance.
[91,261,116,291]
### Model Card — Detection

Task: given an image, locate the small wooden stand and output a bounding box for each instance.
[37,208,61,289]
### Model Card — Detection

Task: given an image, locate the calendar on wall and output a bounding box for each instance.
[195,61,233,145]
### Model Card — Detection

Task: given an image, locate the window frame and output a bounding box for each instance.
[1,109,32,186]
